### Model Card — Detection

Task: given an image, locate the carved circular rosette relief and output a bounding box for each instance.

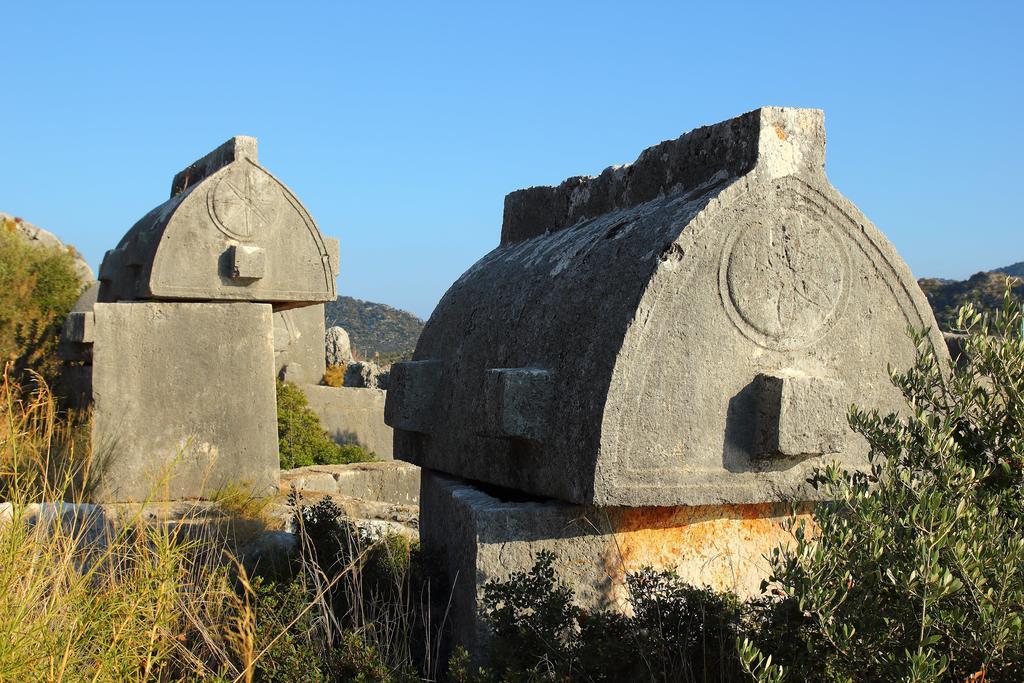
[207,163,279,242]
[718,182,851,351]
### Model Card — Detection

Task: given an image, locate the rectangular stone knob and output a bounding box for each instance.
[755,372,844,458]
[482,368,554,443]
[227,245,266,281]
[385,360,442,434]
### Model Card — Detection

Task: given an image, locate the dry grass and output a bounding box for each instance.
[322,364,346,388]
[0,368,266,681]
[0,366,450,682]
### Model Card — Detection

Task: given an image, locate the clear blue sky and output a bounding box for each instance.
[2,1,1021,318]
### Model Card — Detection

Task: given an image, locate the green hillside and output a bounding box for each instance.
[324,296,424,359]
[919,270,1022,330]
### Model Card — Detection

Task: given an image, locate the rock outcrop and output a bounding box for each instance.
[1,211,94,282]
[325,325,354,366]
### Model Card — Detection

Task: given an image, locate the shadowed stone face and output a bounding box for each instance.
[387,107,946,507]
[273,304,327,385]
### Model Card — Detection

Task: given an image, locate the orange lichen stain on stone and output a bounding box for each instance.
[600,503,813,598]
[775,125,787,141]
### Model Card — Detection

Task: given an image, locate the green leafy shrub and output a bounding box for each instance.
[742,283,1024,682]
[254,496,440,682]
[0,218,83,388]
[247,576,327,683]
[244,574,409,683]
[276,380,375,469]
[477,550,749,682]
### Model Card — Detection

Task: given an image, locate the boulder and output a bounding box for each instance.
[325,325,354,366]
[345,360,382,389]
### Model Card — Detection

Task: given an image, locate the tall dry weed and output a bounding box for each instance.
[0,367,273,681]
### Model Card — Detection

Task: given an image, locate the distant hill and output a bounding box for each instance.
[995,261,1024,278]
[919,269,1022,330]
[324,296,424,359]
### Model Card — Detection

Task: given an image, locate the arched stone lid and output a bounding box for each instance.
[386,107,946,507]
[97,136,338,308]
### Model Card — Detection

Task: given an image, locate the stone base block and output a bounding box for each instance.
[281,461,418,504]
[421,469,811,656]
[90,302,279,502]
[299,385,394,459]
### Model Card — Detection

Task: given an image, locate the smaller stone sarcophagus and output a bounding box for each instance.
[387,107,944,508]
[63,137,338,502]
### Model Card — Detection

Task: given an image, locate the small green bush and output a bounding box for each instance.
[276,380,376,469]
[0,218,84,388]
[249,496,433,682]
[247,576,327,683]
[245,574,411,683]
[741,283,1024,682]
[476,550,749,682]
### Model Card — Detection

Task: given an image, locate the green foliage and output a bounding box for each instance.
[233,497,435,682]
[476,550,749,682]
[328,632,395,682]
[246,575,412,683]
[0,218,83,387]
[276,380,376,469]
[324,295,422,358]
[248,576,327,683]
[746,282,1024,682]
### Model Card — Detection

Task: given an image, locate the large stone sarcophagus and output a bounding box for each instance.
[387,107,944,508]
[385,107,946,656]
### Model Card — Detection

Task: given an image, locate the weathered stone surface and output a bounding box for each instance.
[325,326,354,366]
[344,361,384,389]
[753,372,844,457]
[97,137,338,306]
[90,302,279,502]
[0,502,113,550]
[274,304,327,384]
[58,284,101,366]
[385,360,440,434]
[481,368,555,442]
[298,385,394,459]
[421,470,811,656]
[72,281,100,312]
[388,107,947,506]
[282,462,420,539]
[281,461,419,504]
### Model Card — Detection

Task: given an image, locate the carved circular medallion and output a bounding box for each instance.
[208,163,279,242]
[718,185,850,350]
